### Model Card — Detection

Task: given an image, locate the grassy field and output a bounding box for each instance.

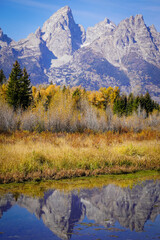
[0,130,160,183]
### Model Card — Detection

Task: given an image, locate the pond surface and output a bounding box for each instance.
[0,178,160,240]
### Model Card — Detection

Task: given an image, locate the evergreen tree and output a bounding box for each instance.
[6,61,32,110]
[0,69,6,85]
[113,94,127,116]
[139,94,145,110]
[20,67,32,109]
[126,93,134,115]
[133,95,140,112]
[143,92,154,116]
[6,61,23,110]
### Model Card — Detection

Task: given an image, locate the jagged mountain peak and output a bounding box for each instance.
[42,5,73,29]
[41,5,85,58]
[103,17,115,25]
[0,28,12,45]
[55,5,72,15]
[149,24,157,32]
[43,5,73,25]
[134,14,143,19]
[0,7,160,102]
[85,17,116,45]
[133,14,146,28]
[117,14,145,28]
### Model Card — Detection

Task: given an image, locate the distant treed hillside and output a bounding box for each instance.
[0,6,160,102]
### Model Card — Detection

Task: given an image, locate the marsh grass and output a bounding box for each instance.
[0,130,160,183]
[0,171,160,198]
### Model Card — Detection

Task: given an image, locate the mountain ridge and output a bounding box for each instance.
[0,6,160,102]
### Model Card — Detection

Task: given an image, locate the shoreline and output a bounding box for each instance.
[0,130,160,184]
[0,170,160,197]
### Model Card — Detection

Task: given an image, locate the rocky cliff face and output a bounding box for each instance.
[41,6,85,58]
[0,28,12,47]
[0,6,160,102]
[85,18,116,45]
[87,14,160,99]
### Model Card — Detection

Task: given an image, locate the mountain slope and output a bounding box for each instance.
[0,6,160,102]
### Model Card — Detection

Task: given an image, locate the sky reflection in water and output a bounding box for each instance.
[0,179,160,240]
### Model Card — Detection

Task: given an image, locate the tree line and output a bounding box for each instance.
[0,61,160,133]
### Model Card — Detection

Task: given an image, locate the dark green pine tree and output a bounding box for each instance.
[20,67,32,110]
[143,92,154,116]
[6,61,32,111]
[126,93,134,115]
[133,95,140,112]
[6,61,23,110]
[0,69,6,85]
[113,94,127,116]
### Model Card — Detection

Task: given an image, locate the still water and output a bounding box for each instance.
[0,179,160,240]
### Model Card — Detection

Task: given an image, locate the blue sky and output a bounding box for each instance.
[1,0,160,41]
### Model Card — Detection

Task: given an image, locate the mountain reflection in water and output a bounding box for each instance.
[0,180,160,240]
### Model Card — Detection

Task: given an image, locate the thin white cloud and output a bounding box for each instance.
[6,0,58,10]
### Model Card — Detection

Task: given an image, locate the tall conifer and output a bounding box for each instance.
[6,61,22,110]
[6,61,32,110]
[20,67,32,109]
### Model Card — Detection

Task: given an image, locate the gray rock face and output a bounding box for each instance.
[0,27,55,84]
[0,6,160,101]
[86,14,160,100]
[101,14,160,68]
[85,18,116,45]
[0,28,12,47]
[41,6,86,58]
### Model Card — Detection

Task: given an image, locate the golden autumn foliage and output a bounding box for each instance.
[0,83,160,134]
[30,85,120,110]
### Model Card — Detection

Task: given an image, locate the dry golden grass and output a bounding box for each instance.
[0,130,160,183]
